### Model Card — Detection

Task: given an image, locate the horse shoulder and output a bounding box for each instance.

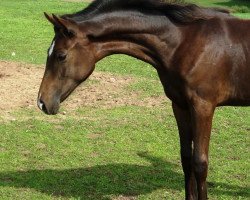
[171,18,238,106]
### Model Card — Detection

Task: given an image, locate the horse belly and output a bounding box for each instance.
[229,70,250,106]
[229,55,250,105]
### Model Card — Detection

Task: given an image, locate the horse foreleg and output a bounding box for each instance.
[190,99,215,200]
[172,103,197,200]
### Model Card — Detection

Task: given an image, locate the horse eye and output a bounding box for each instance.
[56,53,67,62]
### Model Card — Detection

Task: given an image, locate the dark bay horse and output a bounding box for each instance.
[37,0,250,199]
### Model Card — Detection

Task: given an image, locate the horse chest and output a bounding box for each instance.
[157,70,188,108]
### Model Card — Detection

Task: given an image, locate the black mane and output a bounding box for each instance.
[63,0,230,24]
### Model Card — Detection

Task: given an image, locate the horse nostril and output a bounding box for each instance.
[37,99,48,114]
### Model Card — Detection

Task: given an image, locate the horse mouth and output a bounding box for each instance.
[42,103,59,115]
[46,106,59,115]
[37,96,60,115]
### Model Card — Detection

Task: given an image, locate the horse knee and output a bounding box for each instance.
[193,154,208,178]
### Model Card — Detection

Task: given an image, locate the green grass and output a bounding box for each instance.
[234,13,250,19]
[189,0,250,12]
[0,0,88,64]
[1,106,249,200]
[188,0,250,17]
[0,0,250,200]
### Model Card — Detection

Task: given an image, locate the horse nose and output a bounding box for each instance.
[37,98,48,114]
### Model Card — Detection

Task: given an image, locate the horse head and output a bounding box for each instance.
[37,13,95,114]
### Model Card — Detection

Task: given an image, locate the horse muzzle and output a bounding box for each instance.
[37,95,60,115]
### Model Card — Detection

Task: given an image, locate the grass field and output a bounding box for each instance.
[0,0,250,200]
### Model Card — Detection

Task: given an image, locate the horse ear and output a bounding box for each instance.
[52,14,78,38]
[44,12,56,25]
[44,12,78,38]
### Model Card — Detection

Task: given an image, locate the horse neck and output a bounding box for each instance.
[80,11,182,68]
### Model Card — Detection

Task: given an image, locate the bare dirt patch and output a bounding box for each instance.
[0,61,42,112]
[0,61,167,119]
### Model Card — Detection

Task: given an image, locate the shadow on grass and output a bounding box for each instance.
[0,153,249,199]
[207,182,250,198]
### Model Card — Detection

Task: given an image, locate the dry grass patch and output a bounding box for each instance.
[0,61,167,121]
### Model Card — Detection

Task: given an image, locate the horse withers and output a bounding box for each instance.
[37,0,250,199]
